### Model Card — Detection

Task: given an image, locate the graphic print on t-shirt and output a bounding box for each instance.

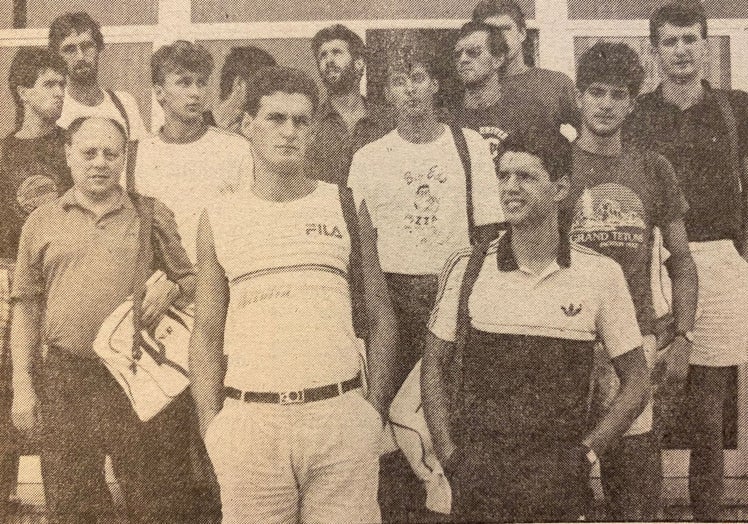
[570,183,646,268]
[15,166,61,216]
[403,164,447,244]
[477,126,510,160]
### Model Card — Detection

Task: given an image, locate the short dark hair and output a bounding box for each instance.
[472,0,527,32]
[219,46,276,101]
[65,116,128,146]
[151,40,214,86]
[577,41,645,97]
[49,12,104,54]
[501,126,571,181]
[243,66,319,117]
[457,21,509,58]
[8,47,67,109]
[311,24,366,62]
[650,1,707,45]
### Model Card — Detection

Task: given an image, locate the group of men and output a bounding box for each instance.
[0,0,746,522]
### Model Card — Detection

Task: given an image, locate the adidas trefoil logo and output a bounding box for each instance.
[561,303,582,317]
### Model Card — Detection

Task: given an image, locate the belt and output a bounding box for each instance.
[224,374,362,405]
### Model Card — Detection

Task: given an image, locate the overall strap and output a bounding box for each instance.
[452,237,492,412]
[712,90,747,249]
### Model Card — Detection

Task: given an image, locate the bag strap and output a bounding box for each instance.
[449,124,477,245]
[108,90,139,193]
[338,185,368,341]
[129,193,155,373]
[712,90,747,248]
[451,236,493,417]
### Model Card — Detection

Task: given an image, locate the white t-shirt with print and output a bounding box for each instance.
[348,125,502,275]
[134,127,253,263]
[58,89,149,139]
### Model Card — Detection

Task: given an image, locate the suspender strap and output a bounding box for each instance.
[449,124,477,245]
[108,90,139,193]
[712,90,747,249]
[338,185,368,341]
[130,193,155,371]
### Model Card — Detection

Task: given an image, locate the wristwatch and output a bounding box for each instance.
[675,330,695,343]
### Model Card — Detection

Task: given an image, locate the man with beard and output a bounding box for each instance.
[0,46,73,521]
[453,21,552,168]
[50,11,149,139]
[307,24,390,185]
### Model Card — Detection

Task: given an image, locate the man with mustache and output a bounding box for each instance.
[307,24,390,185]
[50,11,149,140]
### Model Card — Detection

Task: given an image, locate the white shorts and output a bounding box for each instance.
[690,240,748,367]
[205,389,383,524]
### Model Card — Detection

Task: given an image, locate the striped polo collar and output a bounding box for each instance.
[496,226,572,272]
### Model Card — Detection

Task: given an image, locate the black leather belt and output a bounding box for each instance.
[224,374,362,405]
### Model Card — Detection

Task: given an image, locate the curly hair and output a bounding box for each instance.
[576,41,645,97]
[243,66,319,117]
[311,24,366,62]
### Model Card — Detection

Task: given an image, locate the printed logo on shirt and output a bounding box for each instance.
[569,183,646,265]
[561,303,583,317]
[306,223,343,238]
[478,126,510,159]
[403,165,447,243]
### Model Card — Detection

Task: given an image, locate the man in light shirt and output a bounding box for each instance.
[50,11,149,139]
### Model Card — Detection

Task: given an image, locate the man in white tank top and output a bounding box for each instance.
[189,66,398,524]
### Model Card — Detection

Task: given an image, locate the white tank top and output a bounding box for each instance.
[207,182,360,391]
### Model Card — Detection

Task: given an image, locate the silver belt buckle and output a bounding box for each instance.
[279,389,305,404]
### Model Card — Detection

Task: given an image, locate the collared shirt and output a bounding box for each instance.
[624,81,748,243]
[305,98,392,185]
[429,230,642,445]
[429,229,641,353]
[12,188,193,358]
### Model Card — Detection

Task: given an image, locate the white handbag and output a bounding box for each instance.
[93,271,193,422]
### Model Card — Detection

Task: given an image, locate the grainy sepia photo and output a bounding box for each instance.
[1,0,748,522]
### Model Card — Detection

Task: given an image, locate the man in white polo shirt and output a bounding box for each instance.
[422,127,650,522]
[189,66,398,523]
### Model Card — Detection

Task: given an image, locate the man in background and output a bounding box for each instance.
[0,46,72,522]
[472,0,579,133]
[625,1,748,519]
[307,24,390,185]
[204,45,276,132]
[50,11,149,139]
